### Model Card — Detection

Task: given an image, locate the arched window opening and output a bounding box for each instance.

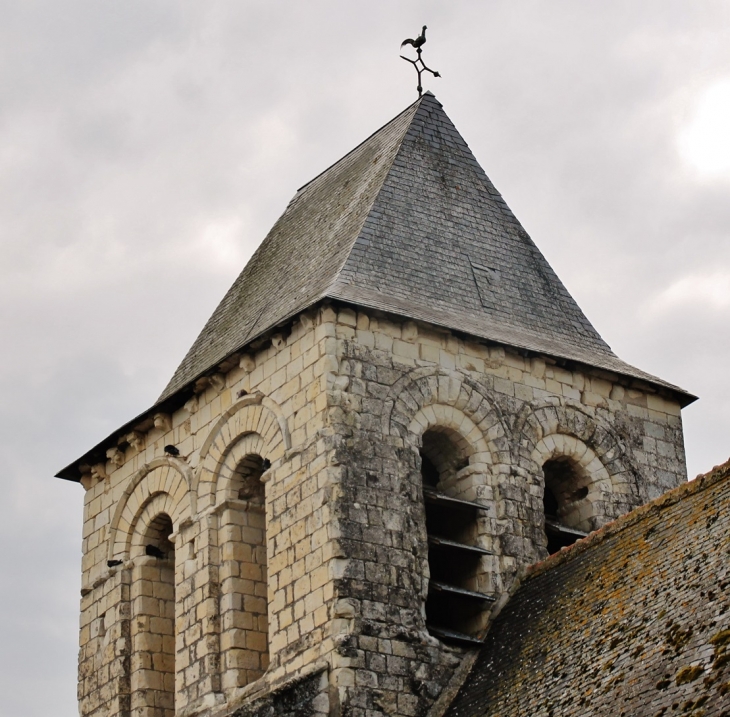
[145,513,175,559]
[132,513,175,717]
[420,429,493,648]
[221,453,270,688]
[542,458,590,554]
[234,454,267,504]
[420,428,469,488]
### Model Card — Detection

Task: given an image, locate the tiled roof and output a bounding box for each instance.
[443,459,730,717]
[159,93,692,402]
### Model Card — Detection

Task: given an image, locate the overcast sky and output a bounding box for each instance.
[2,2,729,715]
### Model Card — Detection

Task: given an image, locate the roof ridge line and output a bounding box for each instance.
[318,99,430,295]
[295,95,426,195]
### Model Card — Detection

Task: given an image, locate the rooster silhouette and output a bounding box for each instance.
[401,26,427,50]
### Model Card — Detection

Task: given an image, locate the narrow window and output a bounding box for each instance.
[221,454,269,687]
[132,513,175,717]
[542,458,590,554]
[420,429,493,647]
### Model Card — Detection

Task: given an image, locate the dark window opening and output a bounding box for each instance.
[420,429,493,647]
[420,428,466,482]
[542,458,589,554]
[543,485,560,520]
[146,513,175,559]
[421,453,440,489]
[235,454,266,503]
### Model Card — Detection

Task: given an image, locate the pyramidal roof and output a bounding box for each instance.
[57,93,693,479]
[160,92,690,403]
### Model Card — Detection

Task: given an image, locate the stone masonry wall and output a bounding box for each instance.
[75,302,687,717]
[320,305,686,716]
[78,308,337,717]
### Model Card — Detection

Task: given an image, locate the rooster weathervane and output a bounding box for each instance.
[400,25,440,97]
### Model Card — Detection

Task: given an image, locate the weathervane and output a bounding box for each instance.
[400,25,440,97]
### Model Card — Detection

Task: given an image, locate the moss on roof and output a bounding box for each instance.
[444,458,730,716]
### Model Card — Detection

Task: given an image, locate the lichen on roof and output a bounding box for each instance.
[443,458,730,717]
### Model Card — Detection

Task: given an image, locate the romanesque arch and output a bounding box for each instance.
[129,500,176,717]
[408,405,495,489]
[384,367,510,636]
[107,457,193,562]
[514,399,640,504]
[195,391,290,691]
[530,434,611,536]
[513,398,642,520]
[196,391,291,507]
[104,458,192,717]
[384,367,511,467]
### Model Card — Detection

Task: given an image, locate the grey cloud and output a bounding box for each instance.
[1,2,729,715]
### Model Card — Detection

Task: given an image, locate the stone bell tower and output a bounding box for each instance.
[57,93,693,717]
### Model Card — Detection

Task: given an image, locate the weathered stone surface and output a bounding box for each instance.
[227,670,328,717]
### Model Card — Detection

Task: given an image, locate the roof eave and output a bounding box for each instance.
[324,286,697,407]
[54,384,196,482]
[56,289,697,482]
[54,297,330,482]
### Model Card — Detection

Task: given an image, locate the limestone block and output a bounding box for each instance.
[402,321,418,342]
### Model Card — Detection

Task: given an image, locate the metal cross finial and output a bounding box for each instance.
[400,25,441,97]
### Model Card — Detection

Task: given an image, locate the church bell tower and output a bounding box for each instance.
[58,92,692,717]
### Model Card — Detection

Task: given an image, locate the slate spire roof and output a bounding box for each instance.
[160,92,690,402]
[57,92,693,479]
